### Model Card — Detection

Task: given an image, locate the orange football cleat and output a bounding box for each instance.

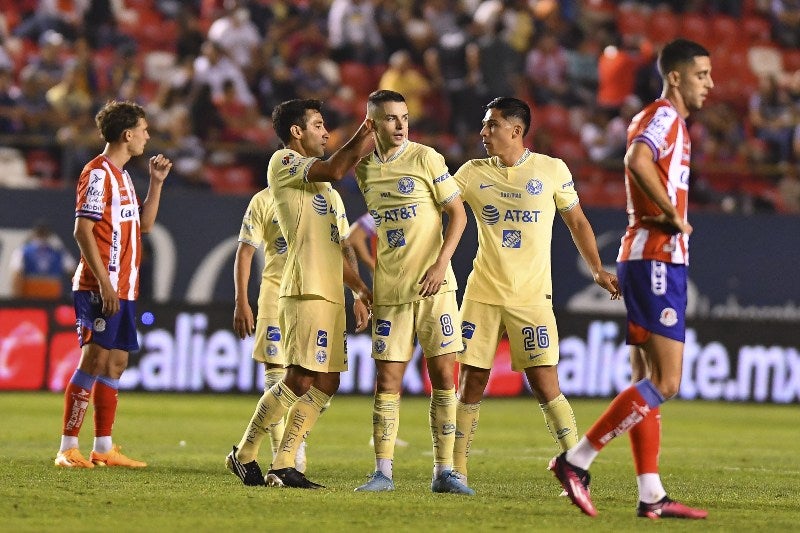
[90,445,147,468]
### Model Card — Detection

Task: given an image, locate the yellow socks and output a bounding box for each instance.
[430,388,457,474]
[540,393,578,451]
[272,386,330,470]
[264,368,287,457]
[453,399,481,477]
[236,380,296,463]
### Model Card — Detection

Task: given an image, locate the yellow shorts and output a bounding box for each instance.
[253,316,284,365]
[458,299,560,372]
[279,296,347,373]
[371,291,463,362]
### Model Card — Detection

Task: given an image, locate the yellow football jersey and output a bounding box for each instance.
[355,141,459,305]
[268,148,349,304]
[238,185,287,319]
[453,149,578,306]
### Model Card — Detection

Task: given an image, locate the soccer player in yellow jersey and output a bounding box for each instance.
[225,98,373,489]
[224,183,353,485]
[353,90,472,495]
[451,97,620,491]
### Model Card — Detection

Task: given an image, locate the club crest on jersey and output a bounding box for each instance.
[461,321,476,339]
[481,205,500,225]
[397,177,415,194]
[282,153,295,165]
[370,209,382,227]
[316,330,328,347]
[267,326,281,341]
[526,179,543,195]
[659,307,678,327]
[387,228,406,247]
[267,345,278,357]
[375,319,391,336]
[374,339,387,354]
[315,350,327,364]
[275,236,287,254]
[502,230,522,248]
[312,194,327,215]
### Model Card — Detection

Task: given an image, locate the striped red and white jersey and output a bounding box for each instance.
[617,98,691,265]
[72,155,142,300]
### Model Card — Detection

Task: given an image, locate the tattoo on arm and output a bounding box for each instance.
[342,240,358,272]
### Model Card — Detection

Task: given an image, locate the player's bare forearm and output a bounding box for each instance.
[418,195,466,296]
[624,143,688,233]
[307,119,374,182]
[561,205,620,299]
[233,243,256,337]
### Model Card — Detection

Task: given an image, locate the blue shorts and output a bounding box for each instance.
[73,290,139,352]
[617,260,687,344]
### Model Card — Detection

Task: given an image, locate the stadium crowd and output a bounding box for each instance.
[1,0,800,214]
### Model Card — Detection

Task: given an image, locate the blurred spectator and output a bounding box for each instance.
[378,50,431,127]
[8,220,76,300]
[193,40,255,106]
[769,0,800,48]
[46,62,93,119]
[0,67,22,133]
[55,109,101,183]
[81,0,138,50]
[291,46,339,102]
[17,69,58,134]
[749,75,794,165]
[579,106,618,163]
[106,42,142,101]
[474,18,524,101]
[375,0,412,57]
[160,105,210,189]
[20,30,66,90]
[328,0,385,64]
[525,31,572,105]
[596,36,652,112]
[188,83,225,143]
[207,4,261,71]
[214,78,272,144]
[565,31,601,106]
[174,7,205,63]
[12,0,81,42]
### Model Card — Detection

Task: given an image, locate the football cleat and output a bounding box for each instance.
[266,467,325,489]
[90,445,147,468]
[431,470,476,495]
[354,471,395,492]
[225,445,266,486]
[54,448,94,468]
[637,496,708,519]
[548,452,597,517]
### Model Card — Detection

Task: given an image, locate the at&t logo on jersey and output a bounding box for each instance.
[387,228,406,248]
[275,237,287,254]
[502,230,522,248]
[503,209,541,223]
[526,179,543,195]
[312,194,328,215]
[316,330,328,347]
[373,339,387,354]
[397,176,415,194]
[481,205,500,225]
[266,326,281,341]
[375,319,392,336]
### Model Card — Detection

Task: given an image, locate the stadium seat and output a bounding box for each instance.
[711,15,739,47]
[339,61,376,97]
[741,15,773,45]
[679,14,710,45]
[783,49,800,73]
[206,164,256,194]
[647,10,679,45]
[535,104,572,136]
[551,135,586,165]
[616,8,649,38]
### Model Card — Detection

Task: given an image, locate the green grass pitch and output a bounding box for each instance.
[0,392,798,532]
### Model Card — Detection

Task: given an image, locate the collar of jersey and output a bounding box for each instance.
[373,139,409,164]
[494,148,531,169]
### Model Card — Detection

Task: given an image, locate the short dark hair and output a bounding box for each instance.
[367,89,405,115]
[95,100,145,143]
[657,39,710,78]
[485,97,531,136]
[271,99,323,145]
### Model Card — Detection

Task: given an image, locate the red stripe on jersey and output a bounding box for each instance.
[618,99,690,264]
[72,155,142,300]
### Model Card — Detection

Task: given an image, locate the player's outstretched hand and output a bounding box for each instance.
[593,270,622,300]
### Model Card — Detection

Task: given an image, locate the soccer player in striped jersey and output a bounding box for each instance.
[353,90,471,495]
[550,39,712,520]
[226,99,373,489]
[451,96,620,491]
[55,101,172,468]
